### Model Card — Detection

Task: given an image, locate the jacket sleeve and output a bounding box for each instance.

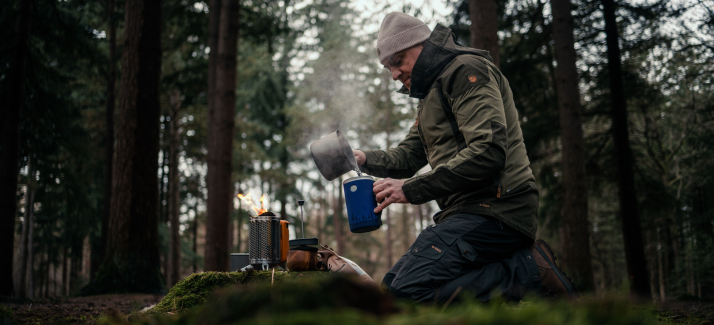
[402,60,507,204]
[359,122,428,179]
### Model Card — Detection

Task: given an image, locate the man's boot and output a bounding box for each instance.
[529,239,578,301]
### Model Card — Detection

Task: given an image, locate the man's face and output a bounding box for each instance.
[382,45,423,90]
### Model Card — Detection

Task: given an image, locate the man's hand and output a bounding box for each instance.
[353,150,366,166]
[373,178,408,213]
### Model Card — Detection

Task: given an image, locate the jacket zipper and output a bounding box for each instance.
[497,183,501,198]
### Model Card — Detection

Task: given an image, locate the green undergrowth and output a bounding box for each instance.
[0,305,13,325]
[94,274,680,325]
[150,270,332,314]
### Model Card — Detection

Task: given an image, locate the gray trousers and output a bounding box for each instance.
[382,214,542,303]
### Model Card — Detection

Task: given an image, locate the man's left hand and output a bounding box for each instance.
[373,178,408,213]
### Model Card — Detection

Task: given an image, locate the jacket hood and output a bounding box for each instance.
[400,24,493,99]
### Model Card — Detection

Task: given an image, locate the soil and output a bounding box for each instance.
[656,299,714,324]
[3,294,163,324]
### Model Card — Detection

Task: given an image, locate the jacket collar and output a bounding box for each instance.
[404,24,493,99]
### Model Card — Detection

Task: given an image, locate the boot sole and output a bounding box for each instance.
[533,243,578,300]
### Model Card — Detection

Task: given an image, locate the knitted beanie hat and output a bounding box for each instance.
[377,12,431,64]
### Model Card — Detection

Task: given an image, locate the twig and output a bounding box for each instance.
[442,286,462,311]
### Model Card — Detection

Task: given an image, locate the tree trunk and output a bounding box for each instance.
[18,157,34,298]
[401,205,410,252]
[0,0,32,297]
[62,246,68,296]
[204,0,238,272]
[89,0,163,294]
[160,147,169,277]
[97,0,117,280]
[168,89,181,287]
[192,203,198,273]
[468,0,500,68]
[336,179,346,255]
[550,0,595,292]
[27,201,34,299]
[601,0,651,299]
[207,0,221,121]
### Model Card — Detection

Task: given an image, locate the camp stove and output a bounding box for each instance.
[249,212,289,270]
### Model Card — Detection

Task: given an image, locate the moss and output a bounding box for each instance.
[150,270,332,313]
[96,273,680,325]
[102,280,667,325]
[0,305,14,325]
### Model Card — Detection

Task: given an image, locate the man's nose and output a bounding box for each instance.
[391,69,401,81]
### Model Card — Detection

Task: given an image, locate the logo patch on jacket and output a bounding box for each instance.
[468,75,478,83]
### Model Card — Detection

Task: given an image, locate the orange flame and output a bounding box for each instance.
[237,193,269,216]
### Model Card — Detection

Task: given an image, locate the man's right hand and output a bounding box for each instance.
[353,150,366,166]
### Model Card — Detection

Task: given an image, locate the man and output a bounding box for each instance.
[353,12,577,303]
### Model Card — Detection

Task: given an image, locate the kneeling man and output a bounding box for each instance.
[353,12,577,302]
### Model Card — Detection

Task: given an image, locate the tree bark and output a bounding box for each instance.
[208,0,221,119]
[550,0,595,292]
[601,0,651,299]
[96,0,117,280]
[0,0,32,297]
[468,0,500,68]
[62,246,68,296]
[27,199,34,298]
[204,0,238,272]
[18,157,34,298]
[89,0,163,294]
[335,179,345,255]
[192,203,198,273]
[168,89,181,287]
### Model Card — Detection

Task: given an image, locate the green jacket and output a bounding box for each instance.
[361,24,538,239]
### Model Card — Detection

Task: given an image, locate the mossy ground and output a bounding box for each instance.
[3,272,712,324]
[100,272,713,325]
[150,270,332,313]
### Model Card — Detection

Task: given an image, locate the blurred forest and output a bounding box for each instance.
[1,0,713,303]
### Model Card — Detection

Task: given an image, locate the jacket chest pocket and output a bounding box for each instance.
[420,96,457,164]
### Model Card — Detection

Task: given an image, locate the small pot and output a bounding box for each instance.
[310,130,358,181]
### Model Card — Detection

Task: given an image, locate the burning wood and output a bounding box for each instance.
[237,193,269,216]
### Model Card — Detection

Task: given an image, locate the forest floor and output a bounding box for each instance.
[1,293,163,324]
[2,294,712,324]
[0,271,712,324]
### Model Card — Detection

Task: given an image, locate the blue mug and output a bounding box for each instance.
[343,176,382,233]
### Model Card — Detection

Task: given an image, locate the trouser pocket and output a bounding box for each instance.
[390,228,462,300]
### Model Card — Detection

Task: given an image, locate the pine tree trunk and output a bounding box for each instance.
[468,0,500,67]
[401,205,410,252]
[160,148,169,278]
[98,0,117,275]
[205,0,238,272]
[601,0,651,299]
[335,178,345,255]
[0,0,32,297]
[97,0,117,280]
[90,0,163,294]
[62,246,68,296]
[192,203,198,273]
[18,158,34,298]
[550,0,595,292]
[207,0,221,121]
[644,228,658,301]
[27,204,34,299]
[168,89,181,287]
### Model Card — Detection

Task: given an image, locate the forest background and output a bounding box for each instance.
[1,0,712,303]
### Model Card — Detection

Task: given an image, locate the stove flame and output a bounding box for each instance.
[237,193,269,216]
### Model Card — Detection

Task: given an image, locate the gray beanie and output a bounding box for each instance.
[377,12,431,64]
